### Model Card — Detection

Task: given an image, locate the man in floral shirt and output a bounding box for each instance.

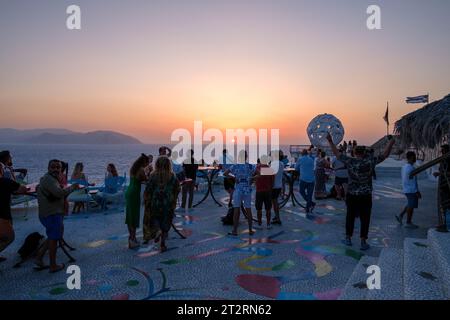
[327,133,395,250]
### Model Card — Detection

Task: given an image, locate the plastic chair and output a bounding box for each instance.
[96,174,127,210]
[67,179,94,212]
[11,175,34,212]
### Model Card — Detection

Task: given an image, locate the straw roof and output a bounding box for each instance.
[394,94,450,150]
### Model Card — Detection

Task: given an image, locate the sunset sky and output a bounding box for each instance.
[1,0,449,145]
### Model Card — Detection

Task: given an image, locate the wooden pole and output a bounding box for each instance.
[410,152,450,177]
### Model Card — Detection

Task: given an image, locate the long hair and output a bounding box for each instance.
[130,154,149,176]
[71,162,84,179]
[150,156,174,185]
[107,163,119,177]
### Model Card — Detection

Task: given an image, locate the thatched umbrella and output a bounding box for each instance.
[395,94,450,151]
[396,94,450,232]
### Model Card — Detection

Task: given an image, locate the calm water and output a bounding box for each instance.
[0,144,161,184]
[0,144,292,184]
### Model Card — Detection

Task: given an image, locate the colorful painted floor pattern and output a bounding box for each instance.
[0,177,438,300]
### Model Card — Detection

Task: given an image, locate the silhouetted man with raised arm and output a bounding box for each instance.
[327,133,395,250]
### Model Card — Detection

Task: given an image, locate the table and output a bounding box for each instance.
[193,166,223,207]
[278,168,306,209]
[26,183,87,194]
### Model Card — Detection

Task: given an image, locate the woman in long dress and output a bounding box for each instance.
[125,154,150,249]
[143,156,180,252]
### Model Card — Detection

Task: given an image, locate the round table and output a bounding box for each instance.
[193,166,223,208]
[278,168,306,209]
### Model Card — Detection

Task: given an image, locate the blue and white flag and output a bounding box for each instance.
[406,94,429,104]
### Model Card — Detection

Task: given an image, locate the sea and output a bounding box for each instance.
[0,144,294,184]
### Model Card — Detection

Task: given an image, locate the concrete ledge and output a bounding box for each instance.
[403,238,446,300]
[339,256,378,300]
[367,248,403,300]
[428,228,450,298]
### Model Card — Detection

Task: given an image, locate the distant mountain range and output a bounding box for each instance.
[0,128,142,145]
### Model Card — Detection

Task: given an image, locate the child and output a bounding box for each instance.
[255,155,274,229]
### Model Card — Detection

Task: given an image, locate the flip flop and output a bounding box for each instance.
[49,263,65,273]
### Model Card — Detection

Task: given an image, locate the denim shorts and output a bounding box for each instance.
[405,193,419,209]
[232,191,252,208]
[39,215,64,240]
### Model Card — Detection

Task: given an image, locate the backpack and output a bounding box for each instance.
[221,207,234,225]
[17,232,45,259]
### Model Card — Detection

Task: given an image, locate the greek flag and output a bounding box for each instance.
[406,94,429,104]
[383,103,389,125]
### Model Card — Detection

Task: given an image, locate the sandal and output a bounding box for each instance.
[49,263,65,273]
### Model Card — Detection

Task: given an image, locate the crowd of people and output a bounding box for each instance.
[1,139,449,271]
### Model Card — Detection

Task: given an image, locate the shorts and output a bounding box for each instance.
[232,191,252,208]
[271,188,282,200]
[255,191,272,211]
[224,177,235,191]
[405,193,419,209]
[335,177,348,186]
[39,214,64,240]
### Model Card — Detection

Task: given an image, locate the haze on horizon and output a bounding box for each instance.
[1,0,449,145]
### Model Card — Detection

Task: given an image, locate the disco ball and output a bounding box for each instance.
[307,114,345,147]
